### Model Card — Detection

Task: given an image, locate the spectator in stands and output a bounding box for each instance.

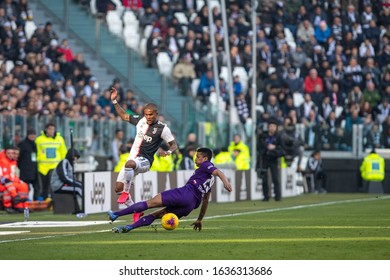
[57,38,74,62]
[197,68,215,105]
[139,6,157,29]
[109,78,124,100]
[236,92,249,125]
[83,76,99,97]
[0,0,18,24]
[96,0,116,14]
[172,54,196,96]
[363,81,381,108]
[373,97,390,125]
[304,68,323,94]
[314,20,331,46]
[146,27,163,68]
[122,0,142,13]
[41,21,58,46]
[165,26,180,60]
[296,19,314,45]
[284,67,303,94]
[179,144,196,170]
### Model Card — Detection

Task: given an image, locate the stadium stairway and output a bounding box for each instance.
[29,0,187,133]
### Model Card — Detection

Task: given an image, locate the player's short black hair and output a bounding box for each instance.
[144,103,158,113]
[197,147,213,160]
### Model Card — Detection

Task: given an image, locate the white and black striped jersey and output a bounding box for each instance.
[128,115,175,165]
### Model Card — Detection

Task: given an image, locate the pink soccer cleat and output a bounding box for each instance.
[117,192,129,204]
[133,212,144,223]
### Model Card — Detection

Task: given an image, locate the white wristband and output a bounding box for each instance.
[167,150,172,155]
[112,99,118,104]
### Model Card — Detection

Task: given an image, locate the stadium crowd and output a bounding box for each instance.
[82,0,390,152]
[3,0,390,210]
[2,0,390,152]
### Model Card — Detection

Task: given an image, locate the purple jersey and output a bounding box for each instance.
[161,161,217,218]
[187,161,217,194]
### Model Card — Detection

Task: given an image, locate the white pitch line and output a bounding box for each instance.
[1,196,389,244]
[0,230,110,244]
[190,195,390,221]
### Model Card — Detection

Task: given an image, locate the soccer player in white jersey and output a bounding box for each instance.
[110,87,178,222]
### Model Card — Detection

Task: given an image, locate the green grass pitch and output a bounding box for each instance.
[1,193,389,260]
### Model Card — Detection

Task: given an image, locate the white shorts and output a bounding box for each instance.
[116,156,151,184]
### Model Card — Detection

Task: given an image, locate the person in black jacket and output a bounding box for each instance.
[17,128,40,201]
[50,148,83,206]
[258,118,285,201]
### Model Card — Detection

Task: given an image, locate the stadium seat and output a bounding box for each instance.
[191,78,200,98]
[284,27,296,49]
[209,0,220,10]
[196,0,205,11]
[335,106,343,119]
[5,60,14,73]
[111,0,125,16]
[181,25,188,36]
[174,12,189,25]
[143,24,153,38]
[124,33,140,50]
[123,24,138,37]
[106,11,123,37]
[123,10,138,26]
[293,92,304,107]
[25,20,37,40]
[189,12,197,23]
[156,52,173,77]
[219,66,229,82]
[90,0,97,15]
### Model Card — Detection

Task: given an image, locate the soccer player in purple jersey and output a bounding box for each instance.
[108,147,233,233]
[110,87,177,222]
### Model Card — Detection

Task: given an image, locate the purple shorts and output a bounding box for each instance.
[161,184,201,218]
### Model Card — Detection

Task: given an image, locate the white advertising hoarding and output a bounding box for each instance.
[84,172,112,214]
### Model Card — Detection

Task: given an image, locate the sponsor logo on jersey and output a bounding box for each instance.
[143,134,152,143]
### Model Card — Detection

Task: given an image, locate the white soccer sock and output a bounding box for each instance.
[123,167,134,193]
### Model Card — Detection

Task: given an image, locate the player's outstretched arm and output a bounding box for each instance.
[110,87,130,122]
[213,169,232,192]
[191,192,211,231]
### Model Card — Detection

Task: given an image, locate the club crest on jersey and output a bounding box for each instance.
[152,127,158,134]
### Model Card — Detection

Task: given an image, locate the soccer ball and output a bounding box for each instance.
[161,213,179,230]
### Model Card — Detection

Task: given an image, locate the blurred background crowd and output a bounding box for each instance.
[1,0,390,159]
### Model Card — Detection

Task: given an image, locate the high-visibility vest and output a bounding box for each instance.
[35,132,67,175]
[114,153,129,172]
[360,153,385,181]
[150,154,174,172]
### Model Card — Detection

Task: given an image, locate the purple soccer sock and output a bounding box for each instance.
[114,201,148,216]
[129,214,156,229]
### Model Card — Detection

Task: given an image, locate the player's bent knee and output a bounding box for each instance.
[124,160,136,169]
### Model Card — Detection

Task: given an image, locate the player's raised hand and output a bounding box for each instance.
[110,87,118,101]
